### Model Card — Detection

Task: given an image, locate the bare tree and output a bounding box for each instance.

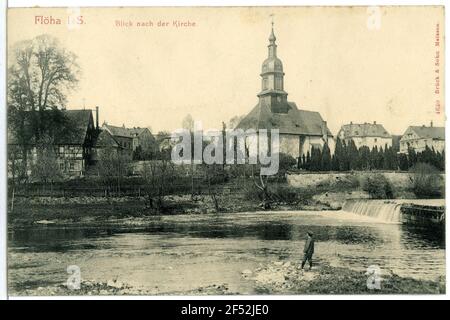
[204,164,221,212]
[181,114,194,132]
[251,165,271,209]
[8,34,80,177]
[181,114,196,199]
[141,159,174,213]
[30,136,63,190]
[97,148,131,196]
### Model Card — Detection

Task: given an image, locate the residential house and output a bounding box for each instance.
[337,122,392,150]
[102,123,155,158]
[399,123,445,154]
[8,108,99,178]
[91,129,120,162]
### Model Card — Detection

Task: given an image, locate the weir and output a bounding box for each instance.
[342,200,402,223]
[343,199,445,226]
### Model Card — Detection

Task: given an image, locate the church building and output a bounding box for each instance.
[237,23,334,162]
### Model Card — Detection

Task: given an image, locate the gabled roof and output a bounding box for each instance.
[236,100,332,136]
[93,129,119,148]
[103,124,133,138]
[8,109,94,145]
[102,124,154,140]
[59,110,94,144]
[407,126,445,140]
[339,123,391,138]
[128,127,148,136]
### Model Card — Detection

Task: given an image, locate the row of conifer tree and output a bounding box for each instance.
[298,138,445,172]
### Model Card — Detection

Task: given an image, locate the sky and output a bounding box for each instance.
[7,6,445,135]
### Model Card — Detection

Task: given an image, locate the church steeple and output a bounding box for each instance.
[258,20,288,112]
[268,21,277,58]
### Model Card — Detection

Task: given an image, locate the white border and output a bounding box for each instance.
[2,0,449,301]
[0,0,7,302]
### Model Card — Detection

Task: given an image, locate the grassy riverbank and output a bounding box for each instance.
[10,262,444,296]
[249,262,445,295]
[8,190,340,227]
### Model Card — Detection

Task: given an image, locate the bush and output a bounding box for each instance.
[243,181,263,202]
[277,153,297,173]
[362,173,394,199]
[334,175,360,189]
[269,184,298,203]
[409,163,443,198]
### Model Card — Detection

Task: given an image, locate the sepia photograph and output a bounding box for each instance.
[3,4,446,298]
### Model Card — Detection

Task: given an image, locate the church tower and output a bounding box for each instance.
[257,22,289,113]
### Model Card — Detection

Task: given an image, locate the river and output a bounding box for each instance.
[8,210,445,295]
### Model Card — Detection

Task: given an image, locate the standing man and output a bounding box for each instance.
[301,231,314,270]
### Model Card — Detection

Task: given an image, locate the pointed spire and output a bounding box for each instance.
[269,15,276,43]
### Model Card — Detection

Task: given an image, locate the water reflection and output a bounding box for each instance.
[8,211,446,293]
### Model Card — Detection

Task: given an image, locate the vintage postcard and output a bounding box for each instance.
[5,5,446,298]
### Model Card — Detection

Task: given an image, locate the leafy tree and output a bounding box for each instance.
[320,143,332,171]
[310,147,322,171]
[359,146,371,170]
[347,140,359,170]
[398,153,409,171]
[407,147,418,168]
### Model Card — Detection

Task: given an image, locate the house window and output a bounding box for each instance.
[69,162,75,171]
[59,146,64,153]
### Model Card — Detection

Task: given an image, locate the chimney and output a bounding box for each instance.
[430,121,433,127]
[373,121,376,125]
[95,106,99,130]
[350,121,353,124]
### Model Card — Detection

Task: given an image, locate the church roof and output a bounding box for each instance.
[236,100,332,136]
[339,123,391,138]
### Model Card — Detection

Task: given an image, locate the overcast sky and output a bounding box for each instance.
[8,6,445,135]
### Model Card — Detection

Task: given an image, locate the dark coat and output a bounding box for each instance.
[303,237,314,257]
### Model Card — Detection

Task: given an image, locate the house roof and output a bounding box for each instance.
[102,124,153,139]
[59,110,93,144]
[93,129,119,148]
[339,123,391,138]
[8,109,93,145]
[103,124,133,138]
[408,126,445,140]
[236,100,332,136]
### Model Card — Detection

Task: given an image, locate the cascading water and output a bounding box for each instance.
[342,200,403,223]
